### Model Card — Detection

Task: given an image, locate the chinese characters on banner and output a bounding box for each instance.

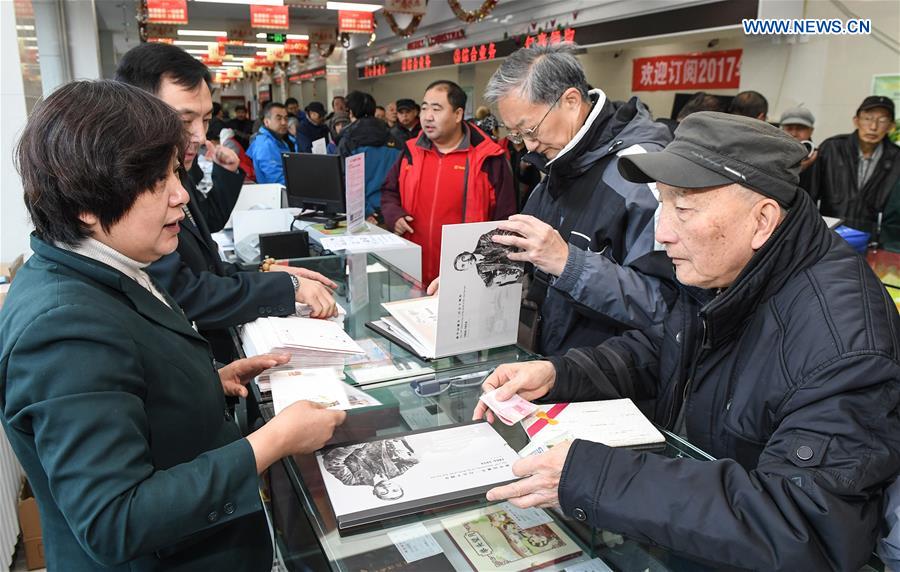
[401,55,431,72]
[146,0,188,25]
[250,4,289,29]
[632,49,743,92]
[338,10,375,34]
[524,28,575,48]
[285,39,309,56]
[452,43,496,65]
[363,64,388,78]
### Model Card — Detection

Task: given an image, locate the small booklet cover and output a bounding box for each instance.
[441,505,582,571]
[374,221,525,359]
[316,422,519,530]
[522,399,666,450]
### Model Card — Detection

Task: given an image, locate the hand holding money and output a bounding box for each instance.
[472,361,557,423]
[479,388,538,426]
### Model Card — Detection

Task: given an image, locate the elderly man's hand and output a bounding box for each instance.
[205,140,240,172]
[495,215,569,276]
[218,353,290,398]
[486,441,572,508]
[472,361,556,424]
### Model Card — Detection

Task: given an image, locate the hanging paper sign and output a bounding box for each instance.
[385,0,427,15]
[632,49,742,92]
[250,4,289,29]
[338,10,374,34]
[285,39,310,56]
[310,26,337,45]
[146,0,188,25]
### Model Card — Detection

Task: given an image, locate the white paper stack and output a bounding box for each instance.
[242,313,364,390]
[269,368,382,414]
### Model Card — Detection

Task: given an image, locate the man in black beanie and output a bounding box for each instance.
[476,111,900,571]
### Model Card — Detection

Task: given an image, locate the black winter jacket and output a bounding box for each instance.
[547,189,900,570]
[336,116,401,159]
[522,90,676,356]
[807,132,900,232]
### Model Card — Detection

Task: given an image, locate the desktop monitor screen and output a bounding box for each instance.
[282,152,346,215]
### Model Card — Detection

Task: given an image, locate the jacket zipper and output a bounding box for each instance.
[664,314,708,428]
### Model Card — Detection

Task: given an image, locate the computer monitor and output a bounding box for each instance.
[282,152,346,218]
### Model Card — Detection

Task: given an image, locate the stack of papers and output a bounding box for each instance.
[242,314,365,389]
[269,368,382,413]
[319,233,407,252]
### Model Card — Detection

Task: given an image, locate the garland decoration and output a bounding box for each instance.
[384,11,425,37]
[447,0,498,23]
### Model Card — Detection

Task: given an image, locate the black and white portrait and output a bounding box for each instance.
[453,229,524,288]
[322,438,419,501]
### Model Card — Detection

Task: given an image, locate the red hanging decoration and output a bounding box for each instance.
[447,0,498,24]
[383,11,425,37]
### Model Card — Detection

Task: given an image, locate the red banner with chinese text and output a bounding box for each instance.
[146,0,188,25]
[250,4,289,29]
[338,10,374,34]
[285,39,309,56]
[632,49,742,92]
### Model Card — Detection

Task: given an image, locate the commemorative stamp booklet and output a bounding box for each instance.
[315,421,520,531]
[374,221,525,360]
[441,505,583,571]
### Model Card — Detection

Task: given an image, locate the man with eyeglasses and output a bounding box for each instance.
[482,44,675,356]
[808,95,900,233]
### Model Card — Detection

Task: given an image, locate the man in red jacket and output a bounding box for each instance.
[381,80,516,284]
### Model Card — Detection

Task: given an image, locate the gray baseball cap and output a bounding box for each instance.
[618,111,808,206]
[779,105,815,128]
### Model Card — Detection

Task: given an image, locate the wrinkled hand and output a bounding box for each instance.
[472,361,556,424]
[426,277,440,295]
[205,140,240,172]
[394,215,414,236]
[495,215,569,276]
[218,353,290,398]
[486,440,572,508]
[268,264,338,289]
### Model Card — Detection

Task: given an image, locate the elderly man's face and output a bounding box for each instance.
[782,123,813,142]
[386,102,397,123]
[655,183,782,289]
[497,87,586,160]
[853,107,894,147]
[397,107,418,128]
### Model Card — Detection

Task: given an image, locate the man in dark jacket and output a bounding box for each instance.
[296,101,329,153]
[484,44,675,356]
[339,91,403,220]
[116,43,337,362]
[476,112,900,571]
[807,95,900,232]
[390,98,422,143]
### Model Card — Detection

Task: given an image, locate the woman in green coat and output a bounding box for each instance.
[0,80,346,571]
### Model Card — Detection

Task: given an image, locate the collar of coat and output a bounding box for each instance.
[28,234,207,345]
[695,189,834,350]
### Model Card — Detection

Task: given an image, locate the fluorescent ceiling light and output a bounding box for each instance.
[173,40,216,46]
[222,61,244,66]
[256,51,268,55]
[195,0,282,4]
[326,1,381,11]
[177,29,227,37]
[287,34,308,40]
[21,37,37,42]
[16,25,35,31]
[246,42,283,48]
[185,49,209,54]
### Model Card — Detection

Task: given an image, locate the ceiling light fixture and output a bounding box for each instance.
[326,2,382,12]
[173,40,217,46]
[16,25,35,31]
[184,49,209,54]
[194,0,282,4]
[176,29,227,37]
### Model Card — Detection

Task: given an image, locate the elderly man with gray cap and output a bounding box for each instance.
[779,105,818,189]
[474,111,900,570]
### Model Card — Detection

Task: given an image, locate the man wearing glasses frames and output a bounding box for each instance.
[482,44,675,357]
[807,95,900,233]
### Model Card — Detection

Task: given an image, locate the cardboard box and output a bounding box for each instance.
[18,480,45,570]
